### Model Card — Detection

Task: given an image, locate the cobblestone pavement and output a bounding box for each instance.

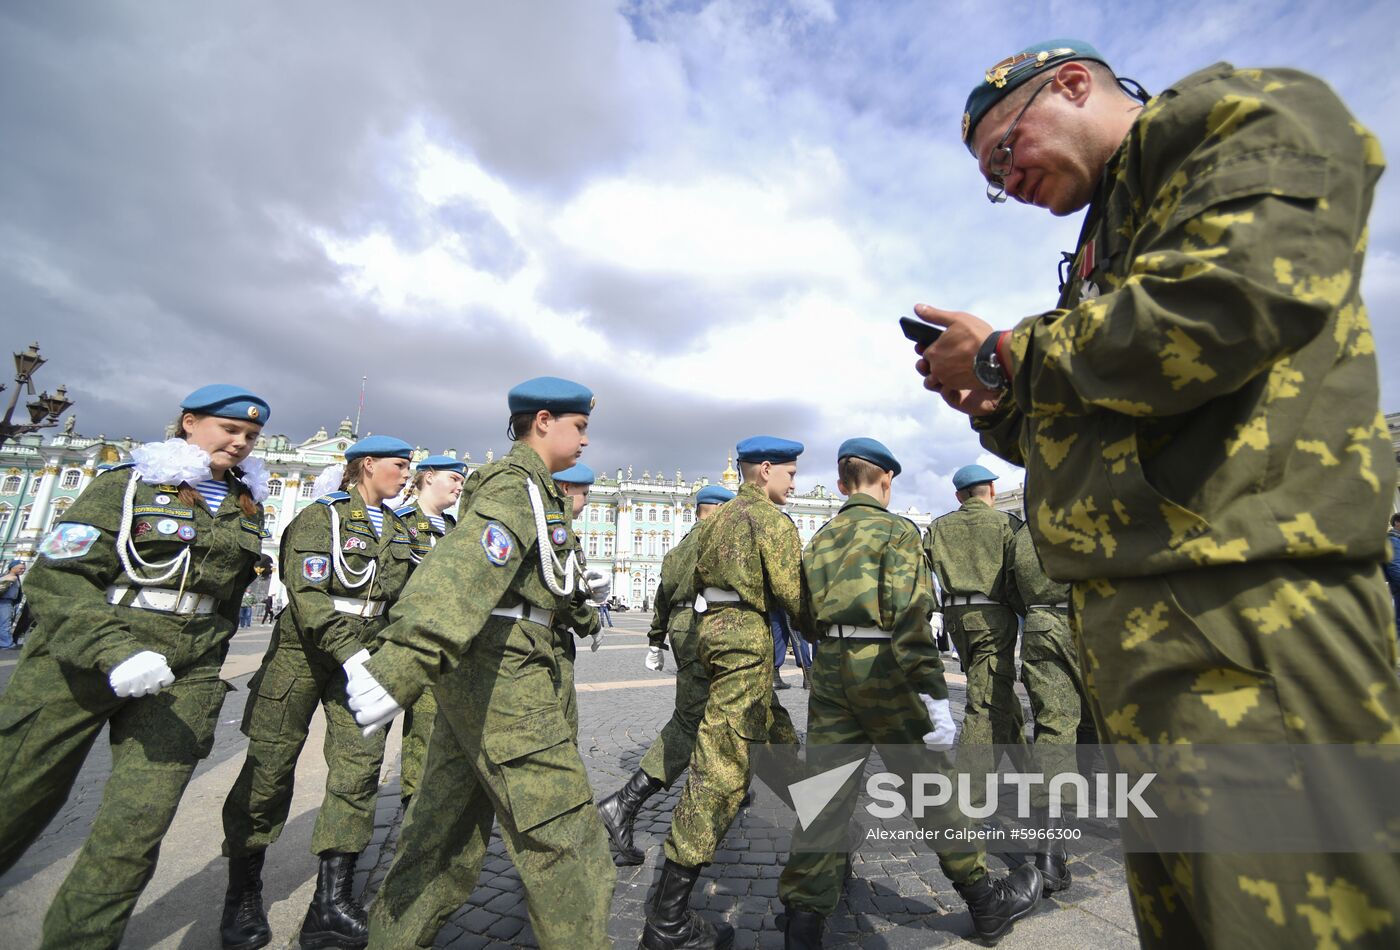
[0,613,1140,949]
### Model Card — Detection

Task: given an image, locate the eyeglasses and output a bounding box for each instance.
[984,78,1055,204]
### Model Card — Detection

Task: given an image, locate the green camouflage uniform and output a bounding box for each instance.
[973,64,1400,946]
[923,497,1026,753]
[639,521,712,786]
[0,466,262,948]
[221,486,414,858]
[664,482,803,869]
[396,501,455,801]
[1006,522,1089,807]
[361,443,614,949]
[779,493,986,915]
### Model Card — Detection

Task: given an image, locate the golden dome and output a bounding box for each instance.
[721,452,739,491]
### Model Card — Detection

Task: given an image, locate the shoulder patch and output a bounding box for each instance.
[316,491,351,506]
[39,522,103,560]
[302,555,330,582]
[481,522,514,565]
[394,504,417,518]
[106,461,135,472]
[240,517,272,539]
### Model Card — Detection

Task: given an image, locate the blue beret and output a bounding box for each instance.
[180,384,270,425]
[695,485,735,506]
[507,376,595,416]
[962,39,1108,148]
[735,436,804,464]
[416,454,465,474]
[952,464,999,490]
[552,462,595,485]
[838,437,901,477]
[345,435,414,461]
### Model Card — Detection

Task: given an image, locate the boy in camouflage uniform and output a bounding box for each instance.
[551,461,604,738]
[917,39,1400,947]
[598,484,735,865]
[346,377,615,950]
[778,438,1041,947]
[643,436,805,950]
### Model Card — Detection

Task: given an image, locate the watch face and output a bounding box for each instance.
[974,358,1007,390]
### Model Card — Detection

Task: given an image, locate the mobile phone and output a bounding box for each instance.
[900,316,944,349]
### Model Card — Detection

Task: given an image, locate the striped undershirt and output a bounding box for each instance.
[365,507,384,536]
[196,479,229,513]
[427,515,447,533]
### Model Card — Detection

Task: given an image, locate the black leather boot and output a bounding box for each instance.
[640,859,735,950]
[783,908,823,949]
[599,768,664,865]
[221,850,272,950]
[299,851,368,949]
[1035,809,1072,895]
[773,669,791,690]
[954,864,1042,943]
[800,666,810,690]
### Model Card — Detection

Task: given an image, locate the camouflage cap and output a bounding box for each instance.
[962,38,1108,149]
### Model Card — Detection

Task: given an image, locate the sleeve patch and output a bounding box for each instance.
[39,522,102,560]
[302,556,331,582]
[481,522,514,565]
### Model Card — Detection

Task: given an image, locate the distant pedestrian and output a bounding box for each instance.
[259,595,274,624]
[0,560,25,649]
[1386,513,1400,638]
[238,589,255,628]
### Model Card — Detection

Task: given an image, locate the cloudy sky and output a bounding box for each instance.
[2,0,1396,515]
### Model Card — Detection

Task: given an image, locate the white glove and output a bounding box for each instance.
[584,568,611,605]
[930,612,945,639]
[919,693,956,751]
[344,649,402,736]
[590,630,604,652]
[645,645,665,672]
[109,650,176,698]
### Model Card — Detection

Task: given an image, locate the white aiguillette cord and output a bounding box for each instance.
[526,479,582,597]
[116,468,192,591]
[328,503,376,603]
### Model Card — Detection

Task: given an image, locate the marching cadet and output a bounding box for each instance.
[644,436,806,950]
[0,385,271,949]
[1006,515,1095,896]
[343,377,615,950]
[923,464,1026,795]
[394,454,466,809]
[917,38,1400,947]
[597,483,735,865]
[550,460,604,737]
[220,435,416,950]
[779,439,1041,948]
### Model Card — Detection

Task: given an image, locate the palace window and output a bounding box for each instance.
[0,504,11,536]
[267,479,283,498]
[662,508,671,523]
[2,475,21,495]
[603,534,614,556]
[683,509,692,524]
[648,507,657,522]
[662,531,672,553]
[300,481,315,498]
[646,532,658,557]
[46,498,72,532]
[633,530,642,552]
[588,534,599,557]
[60,469,82,489]
[264,507,277,531]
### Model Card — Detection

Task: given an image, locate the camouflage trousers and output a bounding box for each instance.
[639,621,711,787]
[367,616,614,949]
[222,617,387,857]
[0,651,229,950]
[1020,606,1094,807]
[779,638,985,915]
[1073,560,1400,949]
[399,687,437,800]
[665,605,798,868]
[945,603,1025,805]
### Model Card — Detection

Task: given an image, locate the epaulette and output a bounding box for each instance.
[394,504,417,518]
[105,461,135,472]
[316,491,351,506]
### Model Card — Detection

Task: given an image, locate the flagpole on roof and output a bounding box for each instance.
[353,376,367,437]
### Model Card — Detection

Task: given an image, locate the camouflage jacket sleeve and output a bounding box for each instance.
[885,520,948,699]
[281,504,372,664]
[563,539,600,641]
[365,475,533,705]
[649,545,678,648]
[21,472,146,673]
[1003,71,1361,421]
[760,507,808,630]
[970,398,1027,467]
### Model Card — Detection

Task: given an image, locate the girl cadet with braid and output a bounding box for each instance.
[392,454,465,809]
[342,377,615,950]
[0,384,272,950]
[220,435,416,950]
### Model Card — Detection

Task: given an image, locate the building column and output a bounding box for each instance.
[18,458,61,547]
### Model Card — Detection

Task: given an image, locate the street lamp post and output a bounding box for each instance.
[0,343,74,448]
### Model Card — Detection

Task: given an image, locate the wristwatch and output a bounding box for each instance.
[973,332,1008,390]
